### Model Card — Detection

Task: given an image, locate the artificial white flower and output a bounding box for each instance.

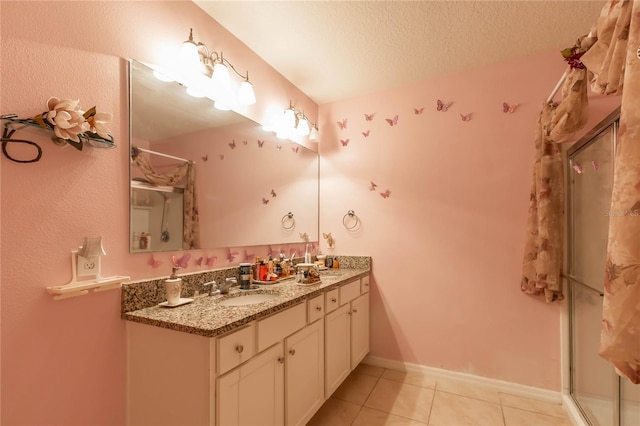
[44,97,89,142]
[87,112,113,139]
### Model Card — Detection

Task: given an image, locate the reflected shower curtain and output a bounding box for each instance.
[581,0,640,384]
[131,147,200,250]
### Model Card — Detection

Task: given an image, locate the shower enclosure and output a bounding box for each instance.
[566,109,639,426]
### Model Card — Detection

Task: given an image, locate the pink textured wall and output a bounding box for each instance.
[0,2,314,425]
[318,51,620,390]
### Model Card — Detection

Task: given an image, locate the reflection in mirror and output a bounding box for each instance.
[129,60,319,253]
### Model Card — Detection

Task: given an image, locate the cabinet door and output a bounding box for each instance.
[351,293,370,369]
[324,303,351,397]
[285,320,324,426]
[217,342,284,426]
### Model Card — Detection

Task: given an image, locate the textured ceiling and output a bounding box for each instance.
[194,0,604,105]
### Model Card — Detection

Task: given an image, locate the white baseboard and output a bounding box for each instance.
[363,355,562,404]
[562,394,589,426]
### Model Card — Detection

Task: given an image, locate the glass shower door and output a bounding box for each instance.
[568,123,618,426]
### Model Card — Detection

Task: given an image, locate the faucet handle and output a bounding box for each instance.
[203,280,218,295]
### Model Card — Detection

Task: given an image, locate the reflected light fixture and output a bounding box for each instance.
[266,101,320,142]
[158,28,256,109]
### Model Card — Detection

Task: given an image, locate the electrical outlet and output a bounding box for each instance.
[77,254,100,278]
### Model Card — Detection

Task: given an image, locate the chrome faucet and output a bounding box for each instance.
[203,280,218,295]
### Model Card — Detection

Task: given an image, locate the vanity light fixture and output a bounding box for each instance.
[265,101,320,142]
[46,236,130,300]
[158,28,256,110]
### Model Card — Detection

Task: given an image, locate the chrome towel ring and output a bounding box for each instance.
[281,212,295,230]
[343,210,359,230]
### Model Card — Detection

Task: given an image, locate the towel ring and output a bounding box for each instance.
[343,210,359,230]
[281,212,295,230]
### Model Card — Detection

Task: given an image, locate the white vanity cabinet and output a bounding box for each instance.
[325,277,370,396]
[285,318,324,426]
[216,342,284,426]
[126,273,370,426]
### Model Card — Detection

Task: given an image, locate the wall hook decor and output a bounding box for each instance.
[323,232,335,248]
[1,97,115,163]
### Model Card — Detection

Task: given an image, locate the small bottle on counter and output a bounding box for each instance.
[333,257,339,268]
[326,257,333,268]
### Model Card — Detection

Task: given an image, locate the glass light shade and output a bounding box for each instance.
[309,126,320,142]
[297,116,310,136]
[78,236,106,258]
[214,100,231,111]
[238,81,256,105]
[282,108,296,130]
[210,62,233,103]
[186,86,205,98]
[153,68,174,82]
[180,41,201,69]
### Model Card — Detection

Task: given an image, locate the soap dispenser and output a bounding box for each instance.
[165,266,182,306]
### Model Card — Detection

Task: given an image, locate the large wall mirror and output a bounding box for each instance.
[129,60,319,253]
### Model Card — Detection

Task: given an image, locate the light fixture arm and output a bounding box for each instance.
[209,51,251,82]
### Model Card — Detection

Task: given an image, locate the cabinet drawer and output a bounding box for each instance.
[339,280,360,305]
[325,288,340,313]
[257,303,306,352]
[361,275,370,294]
[307,294,325,323]
[217,323,255,375]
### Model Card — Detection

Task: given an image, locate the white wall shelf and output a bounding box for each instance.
[46,276,130,301]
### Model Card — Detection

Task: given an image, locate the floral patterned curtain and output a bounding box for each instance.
[581,0,640,384]
[131,147,200,250]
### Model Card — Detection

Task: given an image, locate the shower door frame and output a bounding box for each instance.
[565,108,621,426]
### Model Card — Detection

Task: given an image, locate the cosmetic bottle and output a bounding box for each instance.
[164,266,182,305]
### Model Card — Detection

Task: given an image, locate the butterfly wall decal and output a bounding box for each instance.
[206,255,217,267]
[172,253,191,268]
[148,254,163,268]
[362,130,370,137]
[369,181,378,191]
[292,146,299,153]
[195,256,204,266]
[364,113,375,121]
[323,232,334,248]
[503,102,519,113]
[337,118,347,130]
[414,107,424,115]
[267,245,276,257]
[229,140,236,149]
[262,197,269,205]
[380,189,391,198]
[437,99,453,112]
[460,113,472,122]
[299,232,309,242]
[385,115,399,126]
[572,164,583,174]
[219,155,225,160]
[202,154,208,162]
[244,249,255,262]
[340,139,350,147]
[592,161,599,171]
[226,248,239,263]
[257,140,264,148]
[242,139,248,145]
[276,144,282,151]
[271,189,277,197]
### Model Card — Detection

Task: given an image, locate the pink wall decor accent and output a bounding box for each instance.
[318,50,620,390]
[1,2,315,425]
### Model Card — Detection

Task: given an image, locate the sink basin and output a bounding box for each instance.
[217,292,279,307]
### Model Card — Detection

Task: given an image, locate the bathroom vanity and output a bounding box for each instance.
[124,266,370,426]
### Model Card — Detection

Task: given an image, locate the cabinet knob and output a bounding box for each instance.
[331,298,337,303]
[236,345,244,354]
[352,308,358,314]
[347,311,352,316]
[278,357,284,364]
[364,282,369,287]
[289,349,296,356]
[315,306,322,311]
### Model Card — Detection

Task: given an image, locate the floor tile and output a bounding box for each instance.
[382,369,438,389]
[354,362,385,378]
[503,406,573,426]
[352,407,428,426]
[429,390,504,426]
[307,397,361,426]
[435,377,501,403]
[364,378,435,423]
[332,372,380,405]
[499,393,567,418]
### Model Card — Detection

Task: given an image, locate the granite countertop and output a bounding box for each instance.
[122,268,369,338]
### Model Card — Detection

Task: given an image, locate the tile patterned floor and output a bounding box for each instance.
[308,363,573,426]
